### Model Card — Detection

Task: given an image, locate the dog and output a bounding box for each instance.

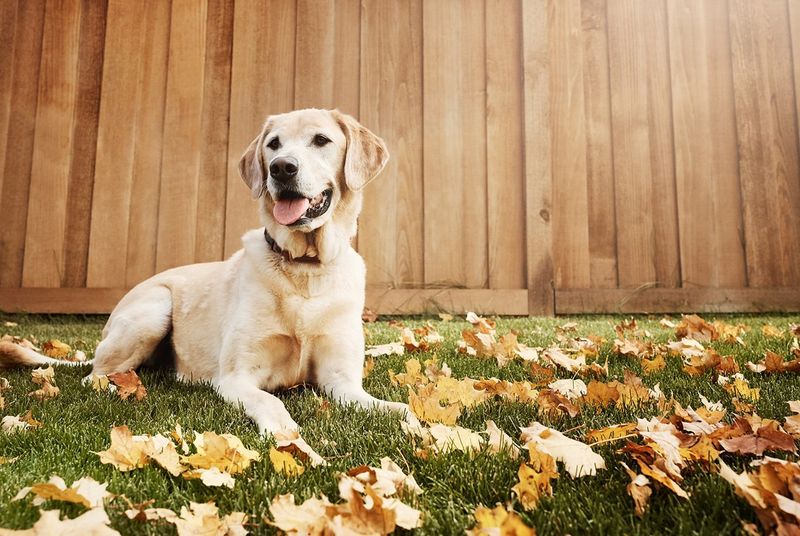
[0,108,417,435]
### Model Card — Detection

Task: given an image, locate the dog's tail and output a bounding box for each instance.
[0,341,92,369]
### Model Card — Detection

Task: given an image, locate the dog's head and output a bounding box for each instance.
[238,109,388,257]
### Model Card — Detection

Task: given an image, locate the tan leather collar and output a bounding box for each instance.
[264,228,321,265]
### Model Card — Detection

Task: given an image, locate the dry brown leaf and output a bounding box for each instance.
[41,340,71,359]
[28,366,59,401]
[512,449,558,510]
[749,351,800,374]
[467,504,535,535]
[641,355,666,375]
[389,359,427,388]
[107,370,147,401]
[761,324,785,338]
[719,421,798,456]
[675,314,718,342]
[536,389,580,418]
[274,429,326,467]
[362,357,375,378]
[586,423,638,445]
[785,401,800,438]
[621,462,652,517]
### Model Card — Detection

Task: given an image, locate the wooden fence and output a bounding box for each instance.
[1,0,799,315]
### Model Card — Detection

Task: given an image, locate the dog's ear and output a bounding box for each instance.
[333,110,389,191]
[238,123,268,199]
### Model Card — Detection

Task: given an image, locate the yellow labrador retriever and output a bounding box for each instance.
[0,108,416,435]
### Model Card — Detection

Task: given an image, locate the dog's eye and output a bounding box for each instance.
[312,134,331,147]
[266,137,280,150]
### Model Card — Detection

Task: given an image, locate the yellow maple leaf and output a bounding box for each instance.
[408,391,461,425]
[184,431,261,475]
[95,425,151,471]
[41,339,71,359]
[270,447,305,476]
[467,504,535,535]
[512,449,557,510]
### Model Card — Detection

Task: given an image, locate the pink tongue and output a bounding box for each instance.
[273,198,310,225]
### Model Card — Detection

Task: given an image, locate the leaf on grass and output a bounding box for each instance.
[2,416,32,434]
[622,441,689,499]
[485,420,520,456]
[718,374,760,402]
[28,366,59,400]
[586,423,638,444]
[340,457,422,498]
[621,462,651,517]
[173,502,248,536]
[0,508,120,535]
[183,467,235,489]
[13,476,111,509]
[366,342,404,358]
[520,423,606,478]
[675,314,718,342]
[270,447,304,477]
[96,426,152,472]
[785,401,800,438]
[408,390,461,425]
[466,504,535,535]
[512,449,558,510]
[547,379,587,400]
[536,389,580,418]
[107,370,147,401]
[761,324,785,338]
[747,351,800,374]
[389,359,427,388]
[41,340,71,359]
[641,354,666,374]
[274,429,326,467]
[719,421,797,456]
[186,431,262,474]
[429,424,484,454]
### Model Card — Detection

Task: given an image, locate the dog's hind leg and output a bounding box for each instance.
[90,285,173,376]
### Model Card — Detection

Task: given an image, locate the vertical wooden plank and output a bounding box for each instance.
[294,0,359,114]
[0,0,19,197]
[155,0,207,272]
[62,0,108,287]
[86,0,146,288]
[194,0,234,264]
[485,0,526,289]
[423,0,487,288]
[729,0,800,286]
[224,0,296,256]
[667,0,746,289]
[580,0,618,288]
[792,1,800,148]
[0,0,45,288]
[359,0,424,289]
[550,0,590,289]
[124,0,171,287]
[22,0,82,287]
[523,0,553,314]
[607,0,680,288]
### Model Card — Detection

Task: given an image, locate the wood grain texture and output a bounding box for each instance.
[729,0,800,287]
[607,0,680,288]
[62,0,107,287]
[550,0,590,289]
[556,288,800,314]
[0,0,19,198]
[22,0,82,287]
[522,0,555,314]
[294,0,360,114]
[194,0,234,264]
[485,0,526,289]
[580,0,617,288]
[667,0,746,289]
[86,0,147,287]
[358,0,424,289]
[0,0,45,288]
[155,0,208,272]
[423,0,488,288]
[124,0,171,287]
[224,0,296,256]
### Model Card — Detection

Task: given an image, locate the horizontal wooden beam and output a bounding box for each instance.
[366,289,529,315]
[0,288,127,314]
[555,288,800,314]
[0,288,531,316]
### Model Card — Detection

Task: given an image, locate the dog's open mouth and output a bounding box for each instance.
[273,189,333,226]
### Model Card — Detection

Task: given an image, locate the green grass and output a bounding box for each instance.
[1,313,799,534]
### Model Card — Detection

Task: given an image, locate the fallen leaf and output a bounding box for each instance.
[95,426,152,472]
[485,420,520,456]
[28,366,59,400]
[512,448,558,510]
[41,340,71,359]
[270,447,304,476]
[274,429,326,467]
[183,467,236,489]
[107,370,147,401]
[0,507,120,535]
[547,379,587,400]
[520,423,606,478]
[675,314,718,342]
[761,324,785,338]
[719,421,797,456]
[467,504,535,535]
[621,462,651,517]
[785,401,800,438]
[586,423,638,445]
[641,355,666,374]
[366,342,404,358]
[186,431,262,474]
[13,476,111,509]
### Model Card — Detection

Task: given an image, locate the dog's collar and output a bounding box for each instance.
[264,228,321,265]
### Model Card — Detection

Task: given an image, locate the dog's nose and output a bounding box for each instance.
[269,156,299,182]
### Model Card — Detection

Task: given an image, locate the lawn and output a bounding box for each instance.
[0,312,799,535]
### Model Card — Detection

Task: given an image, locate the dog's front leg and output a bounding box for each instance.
[313,336,421,427]
[214,375,299,436]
